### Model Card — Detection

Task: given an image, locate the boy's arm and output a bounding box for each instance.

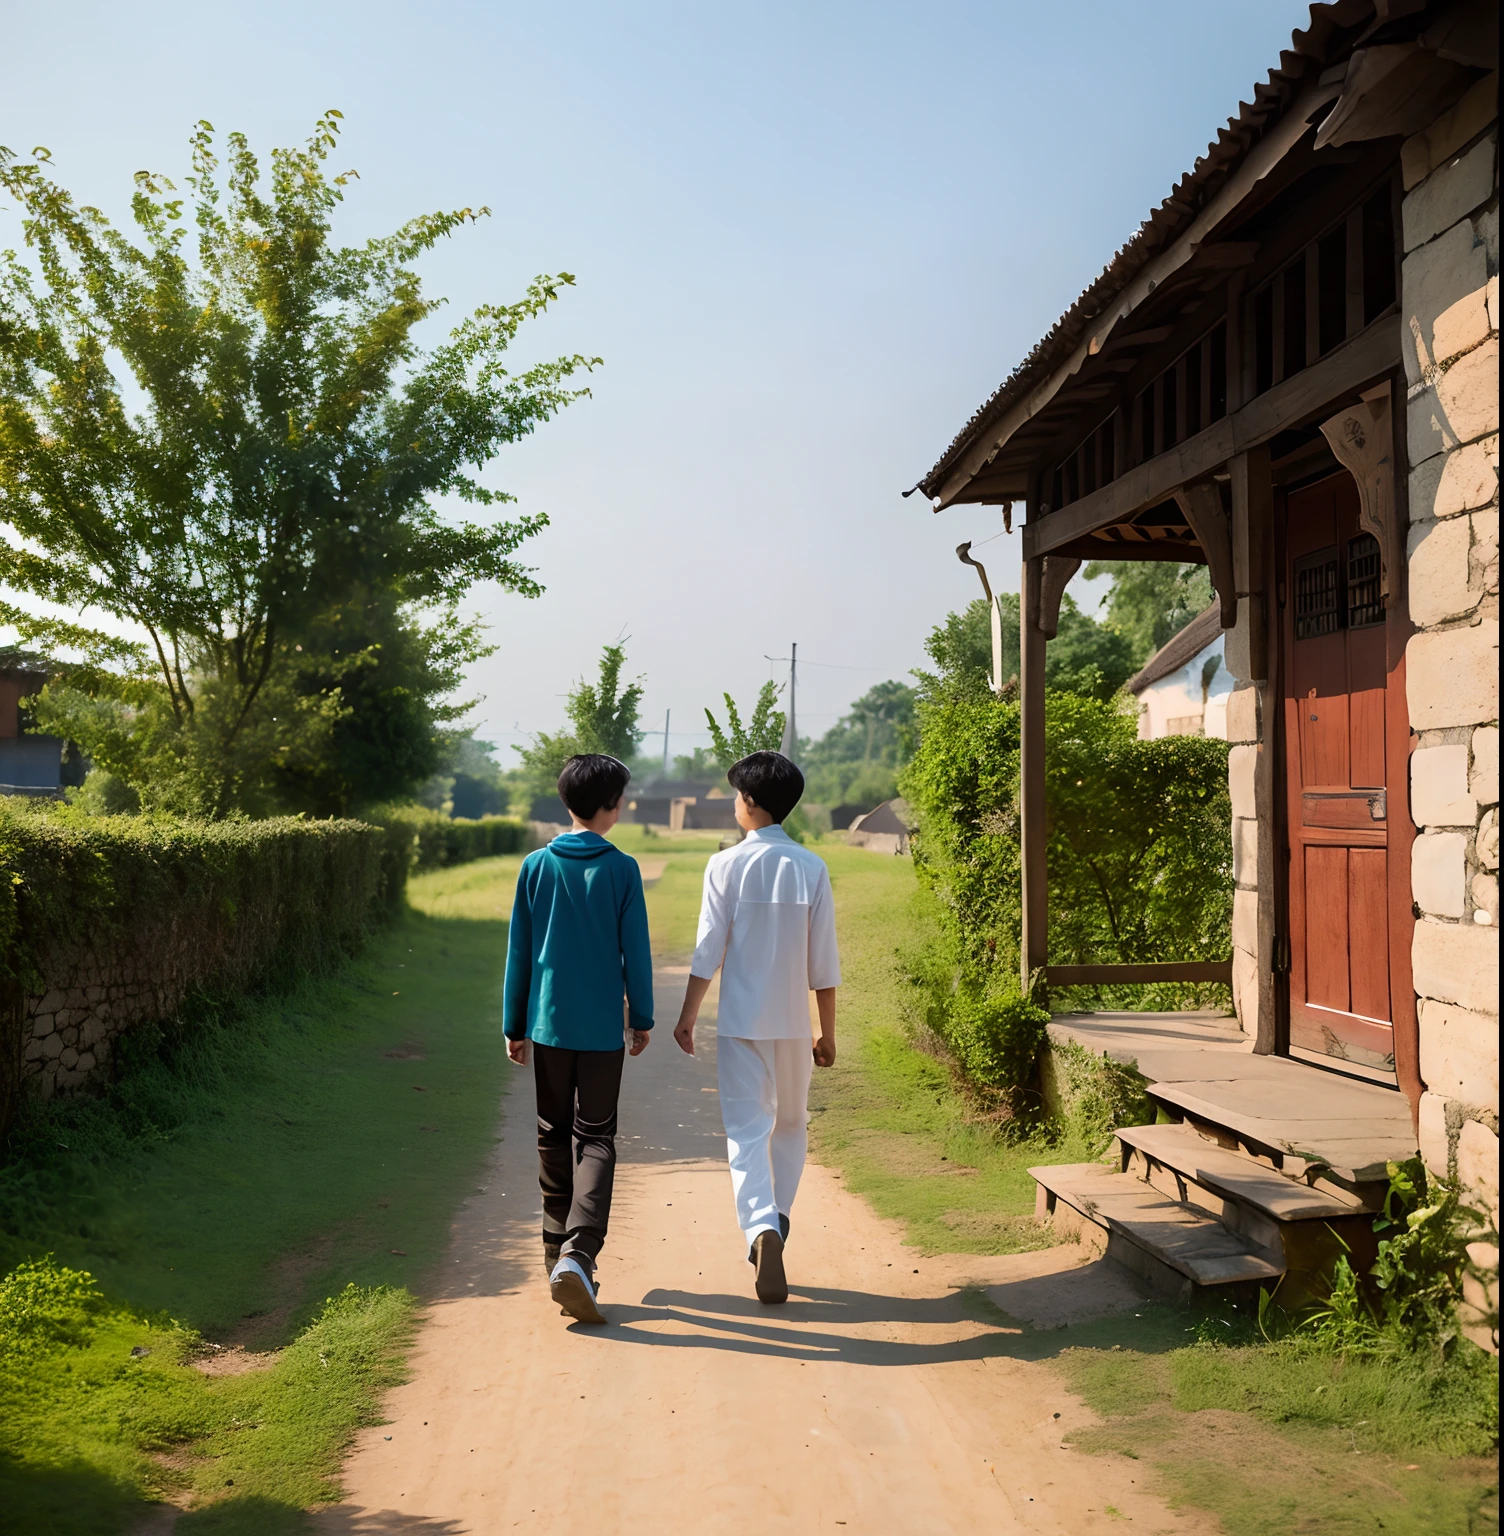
[809,866,840,1067]
[502,862,533,1063]
[813,988,836,1066]
[620,860,654,1048]
[677,859,730,1055]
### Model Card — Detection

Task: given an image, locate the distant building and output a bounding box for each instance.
[1125,603,1235,740]
[847,799,911,855]
[0,656,69,797]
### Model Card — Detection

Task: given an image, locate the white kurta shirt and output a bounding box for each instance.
[690,825,842,1039]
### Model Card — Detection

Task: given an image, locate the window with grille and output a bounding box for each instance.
[1347,532,1383,628]
[1295,548,1341,639]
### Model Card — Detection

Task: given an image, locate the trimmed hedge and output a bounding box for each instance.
[0,801,409,1131]
[372,805,528,871]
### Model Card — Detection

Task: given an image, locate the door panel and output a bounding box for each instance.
[1281,472,1396,1073]
[1305,846,1351,1010]
[1348,849,1391,1021]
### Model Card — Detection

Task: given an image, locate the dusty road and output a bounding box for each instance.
[316,976,1212,1536]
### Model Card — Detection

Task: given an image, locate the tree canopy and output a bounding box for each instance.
[801,679,916,806]
[704,682,785,771]
[912,593,1136,705]
[1083,560,1214,662]
[515,641,645,796]
[0,113,598,815]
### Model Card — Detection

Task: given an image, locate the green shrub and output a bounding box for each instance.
[900,689,1232,1015]
[371,803,528,871]
[0,800,403,995]
[0,1257,104,1358]
[940,983,1051,1103]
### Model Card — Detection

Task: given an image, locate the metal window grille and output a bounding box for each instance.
[1294,548,1341,639]
[1347,532,1383,628]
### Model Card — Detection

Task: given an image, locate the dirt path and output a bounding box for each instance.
[316,976,1214,1535]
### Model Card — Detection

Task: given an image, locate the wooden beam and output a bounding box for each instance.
[1037,556,1081,639]
[933,79,1342,508]
[1020,558,1048,990]
[1022,311,1399,558]
[1173,483,1236,628]
[1320,380,1400,605]
[1046,962,1234,986]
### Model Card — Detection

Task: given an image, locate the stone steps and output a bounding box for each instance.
[1030,1161,1283,1303]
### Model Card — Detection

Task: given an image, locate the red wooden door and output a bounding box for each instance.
[1281,471,1396,1074]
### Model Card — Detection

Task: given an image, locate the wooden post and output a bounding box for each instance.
[1020,557,1048,990]
[1229,445,1278,1054]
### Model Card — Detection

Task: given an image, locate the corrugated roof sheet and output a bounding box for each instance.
[915,0,1374,501]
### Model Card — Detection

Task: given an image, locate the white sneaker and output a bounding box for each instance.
[549,1255,605,1325]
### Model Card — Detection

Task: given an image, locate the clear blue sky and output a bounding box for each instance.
[5,1,1312,762]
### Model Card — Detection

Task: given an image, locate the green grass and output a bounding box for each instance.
[1055,1328,1498,1535]
[805,845,1097,1255]
[0,853,526,1532]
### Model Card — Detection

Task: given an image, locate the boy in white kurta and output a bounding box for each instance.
[673,752,841,1304]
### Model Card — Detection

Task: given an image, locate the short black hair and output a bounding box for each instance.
[727,751,804,823]
[558,754,631,820]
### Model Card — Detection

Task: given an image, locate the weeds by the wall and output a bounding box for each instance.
[1286,1158,1499,1364]
[1041,1037,1155,1154]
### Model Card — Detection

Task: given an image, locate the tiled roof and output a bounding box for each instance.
[914,0,1373,501]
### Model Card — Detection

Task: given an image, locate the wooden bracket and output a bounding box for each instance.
[1320,380,1399,606]
[1036,556,1081,638]
[1173,482,1237,628]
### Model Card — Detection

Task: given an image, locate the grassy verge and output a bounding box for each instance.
[803,843,1499,1536]
[806,844,1095,1255]
[0,854,524,1532]
[1055,1322,1498,1535]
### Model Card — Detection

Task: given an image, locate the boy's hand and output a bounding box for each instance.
[629,1029,651,1056]
[674,974,713,1056]
[506,1038,529,1066]
[813,987,836,1068]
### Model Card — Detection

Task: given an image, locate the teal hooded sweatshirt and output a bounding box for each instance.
[503,831,654,1051]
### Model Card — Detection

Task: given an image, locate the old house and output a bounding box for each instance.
[1125,602,1236,739]
[915,2,1497,1327]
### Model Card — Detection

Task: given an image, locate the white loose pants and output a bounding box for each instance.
[717,1035,813,1244]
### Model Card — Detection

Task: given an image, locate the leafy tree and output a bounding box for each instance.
[1046,596,1139,700]
[913,596,1020,704]
[802,679,916,806]
[516,641,645,796]
[0,113,598,815]
[704,682,785,771]
[671,747,720,778]
[912,593,1134,705]
[1084,560,1213,664]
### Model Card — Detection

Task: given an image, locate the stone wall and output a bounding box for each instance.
[23,949,180,1099]
[1400,76,1499,1251]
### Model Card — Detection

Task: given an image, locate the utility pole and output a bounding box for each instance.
[778,641,797,760]
[661,709,671,775]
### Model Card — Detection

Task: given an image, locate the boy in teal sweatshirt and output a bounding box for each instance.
[504,754,654,1324]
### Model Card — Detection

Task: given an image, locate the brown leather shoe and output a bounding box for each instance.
[752,1230,788,1305]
